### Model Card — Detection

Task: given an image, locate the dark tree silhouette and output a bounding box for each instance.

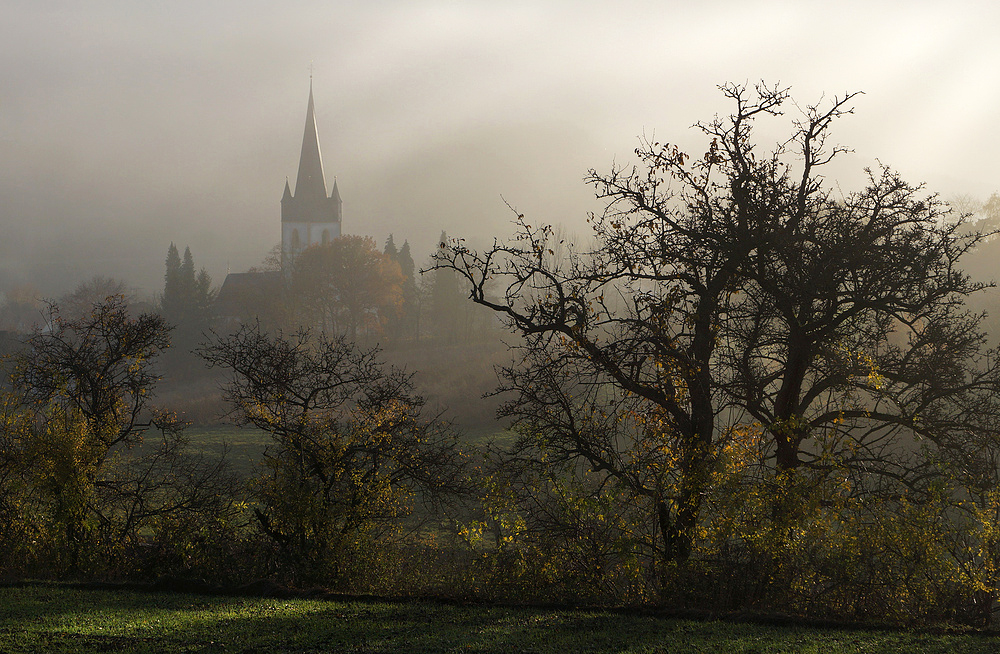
[434,82,1000,569]
[199,323,468,582]
[9,296,236,571]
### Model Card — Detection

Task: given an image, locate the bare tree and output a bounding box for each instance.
[199,323,468,582]
[435,82,1000,572]
[59,276,135,321]
[8,296,238,572]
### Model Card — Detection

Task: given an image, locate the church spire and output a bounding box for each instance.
[331,177,342,204]
[293,81,328,203]
[281,78,342,270]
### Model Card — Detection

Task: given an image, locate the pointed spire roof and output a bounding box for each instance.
[293,81,328,202]
[330,178,341,203]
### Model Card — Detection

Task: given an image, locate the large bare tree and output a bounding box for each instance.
[435,83,1000,571]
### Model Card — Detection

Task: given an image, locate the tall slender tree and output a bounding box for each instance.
[180,247,196,309]
[160,244,215,376]
[384,234,398,260]
[162,243,183,319]
[397,240,419,339]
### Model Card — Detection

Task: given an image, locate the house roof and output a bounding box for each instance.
[215,271,283,318]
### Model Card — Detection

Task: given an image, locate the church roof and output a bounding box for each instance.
[216,271,283,319]
[293,83,328,203]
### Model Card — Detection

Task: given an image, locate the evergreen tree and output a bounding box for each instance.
[160,243,215,377]
[180,246,196,309]
[396,240,419,340]
[195,268,216,317]
[162,243,182,319]
[384,234,398,260]
[397,240,415,281]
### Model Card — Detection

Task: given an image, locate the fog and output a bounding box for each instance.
[2,1,999,296]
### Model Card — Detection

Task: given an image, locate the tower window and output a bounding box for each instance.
[291,229,301,250]
[322,229,331,245]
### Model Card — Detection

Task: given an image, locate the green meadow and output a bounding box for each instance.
[183,424,268,478]
[2,584,998,654]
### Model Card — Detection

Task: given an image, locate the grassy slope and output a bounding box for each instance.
[2,585,998,654]
[183,424,269,479]
[182,422,512,480]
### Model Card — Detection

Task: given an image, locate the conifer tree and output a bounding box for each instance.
[162,243,183,319]
[397,240,415,281]
[384,234,398,260]
[195,269,216,318]
[395,240,419,340]
[180,246,196,310]
[160,243,215,376]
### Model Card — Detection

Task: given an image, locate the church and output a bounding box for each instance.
[216,83,342,320]
[280,81,343,269]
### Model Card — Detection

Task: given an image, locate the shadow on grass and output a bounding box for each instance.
[4,583,1000,654]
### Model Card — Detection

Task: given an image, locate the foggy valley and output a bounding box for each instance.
[7,2,1000,646]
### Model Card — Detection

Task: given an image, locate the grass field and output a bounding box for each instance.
[181,424,511,480]
[183,424,269,478]
[2,584,998,653]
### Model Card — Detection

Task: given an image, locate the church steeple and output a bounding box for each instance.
[281,80,343,271]
[294,81,328,202]
[331,178,342,206]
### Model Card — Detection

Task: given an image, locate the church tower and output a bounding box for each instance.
[281,81,342,269]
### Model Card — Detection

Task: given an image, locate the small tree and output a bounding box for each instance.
[199,323,467,584]
[7,296,237,574]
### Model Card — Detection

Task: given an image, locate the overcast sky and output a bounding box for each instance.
[2,1,999,295]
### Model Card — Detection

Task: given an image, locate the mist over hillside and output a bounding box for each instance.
[3,3,1000,299]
